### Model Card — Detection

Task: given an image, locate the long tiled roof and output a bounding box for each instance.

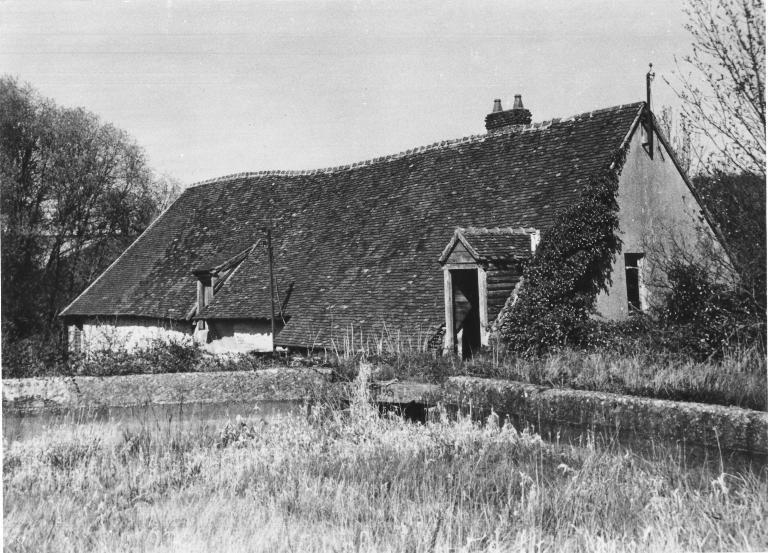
[61,102,645,348]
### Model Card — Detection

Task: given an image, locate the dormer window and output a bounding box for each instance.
[197,273,215,312]
[191,271,216,332]
[190,246,254,324]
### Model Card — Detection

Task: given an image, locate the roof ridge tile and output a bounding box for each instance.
[188,101,643,189]
[459,226,538,235]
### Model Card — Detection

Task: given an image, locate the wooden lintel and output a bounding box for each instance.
[442,262,481,271]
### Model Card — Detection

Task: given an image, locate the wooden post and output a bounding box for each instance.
[267,227,276,354]
[196,280,204,330]
[478,267,488,347]
[61,319,69,364]
[646,63,655,158]
[443,268,454,354]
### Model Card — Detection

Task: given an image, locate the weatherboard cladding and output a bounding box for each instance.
[61,102,644,348]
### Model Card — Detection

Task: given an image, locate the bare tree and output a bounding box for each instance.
[667,0,765,176]
[658,105,696,175]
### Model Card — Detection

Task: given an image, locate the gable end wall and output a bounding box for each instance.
[595,124,729,319]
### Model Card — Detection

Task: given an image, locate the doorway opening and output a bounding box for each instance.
[451,269,481,358]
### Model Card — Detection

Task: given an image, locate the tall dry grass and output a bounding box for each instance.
[4,367,767,552]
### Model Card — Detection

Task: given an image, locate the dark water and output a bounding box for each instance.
[2,401,302,443]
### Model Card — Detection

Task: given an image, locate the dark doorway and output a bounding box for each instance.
[451,269,481,358]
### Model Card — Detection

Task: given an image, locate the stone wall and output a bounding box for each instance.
[2,368,332,411]
[4,371,766,455]
[442,377,768,455]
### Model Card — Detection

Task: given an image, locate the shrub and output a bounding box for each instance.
[654,260,765,359]
[1,331,64,378]
[71,337,204,376]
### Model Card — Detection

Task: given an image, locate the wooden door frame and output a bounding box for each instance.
[443,263,488,354]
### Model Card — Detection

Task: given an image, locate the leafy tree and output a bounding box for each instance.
[0,76,179,351]
[693,171,766,312]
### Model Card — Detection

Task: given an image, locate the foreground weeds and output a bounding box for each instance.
[4,373,767,552]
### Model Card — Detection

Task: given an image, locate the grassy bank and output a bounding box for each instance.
[462,345,768,411]
[4,375,767,552]
[4,338,766,410]
[341,345,767,411]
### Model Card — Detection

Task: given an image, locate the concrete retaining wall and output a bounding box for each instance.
[2,369,332,411]
[442,376,768,455]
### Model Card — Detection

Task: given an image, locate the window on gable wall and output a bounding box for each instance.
[625,253,645,313]
[70,322,83,353]
[641,122,654,159]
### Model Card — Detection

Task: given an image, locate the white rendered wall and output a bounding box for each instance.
[205,320,274,354]
[595,126,730,319]
[71,317,193,353]
[70,317,275,354]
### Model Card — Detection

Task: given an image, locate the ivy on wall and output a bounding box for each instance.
[497,146,629,353]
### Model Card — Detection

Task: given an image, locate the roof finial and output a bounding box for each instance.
[646,63,655,111]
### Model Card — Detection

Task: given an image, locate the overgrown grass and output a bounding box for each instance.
[4,369,767,552]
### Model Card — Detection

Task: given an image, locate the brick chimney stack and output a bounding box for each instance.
[485,94,532,132]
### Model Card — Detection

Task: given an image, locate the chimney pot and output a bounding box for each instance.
[484,93,532,132]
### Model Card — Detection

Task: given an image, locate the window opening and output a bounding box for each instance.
[625,253,645,312]
[71,322,83,353]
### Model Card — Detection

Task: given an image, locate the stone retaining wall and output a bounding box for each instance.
[2,369,332,411]
[442,377,768,455]
[4,371,766,455]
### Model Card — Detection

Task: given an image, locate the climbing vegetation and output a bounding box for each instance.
[497,147,627,353]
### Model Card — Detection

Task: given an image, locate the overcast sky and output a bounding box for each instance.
[1,1,692,185]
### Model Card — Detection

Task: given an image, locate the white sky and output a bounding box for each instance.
[0,0,691,185]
